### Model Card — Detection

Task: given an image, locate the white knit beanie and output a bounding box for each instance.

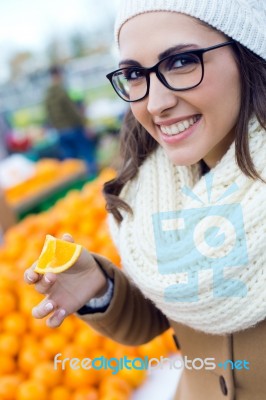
[115,0,266,60]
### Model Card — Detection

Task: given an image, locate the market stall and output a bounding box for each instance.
[0,163,179,400]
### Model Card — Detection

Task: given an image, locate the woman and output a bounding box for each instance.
[25,0,266,398]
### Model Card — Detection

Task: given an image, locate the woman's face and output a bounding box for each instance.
[119,12,241,167]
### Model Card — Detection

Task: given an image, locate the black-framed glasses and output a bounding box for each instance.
[106,41,234,102]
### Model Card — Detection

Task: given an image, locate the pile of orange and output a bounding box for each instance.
[4,158,87,207]
[0,167,178,400]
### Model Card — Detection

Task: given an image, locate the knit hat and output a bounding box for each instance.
[115,0,266,60]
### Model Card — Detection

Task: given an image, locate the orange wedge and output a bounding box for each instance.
[34,235,82,274]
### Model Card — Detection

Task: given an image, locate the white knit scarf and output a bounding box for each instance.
[108,118,266,334]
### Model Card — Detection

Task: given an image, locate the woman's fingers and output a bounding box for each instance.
[24,263,41,284]
[25,266,57,295]
[25,233,93,327]
[34,272,57,294]
[61,233,74,242]
[32,298,56,319]
[24,234,78,328]
[47,308,67,328]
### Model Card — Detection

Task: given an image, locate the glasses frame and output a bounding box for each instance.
[106,40,235,102]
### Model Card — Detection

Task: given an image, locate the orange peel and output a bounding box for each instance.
[34,235,82,274]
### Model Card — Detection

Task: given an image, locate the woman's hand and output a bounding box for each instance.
[24,234,108,328]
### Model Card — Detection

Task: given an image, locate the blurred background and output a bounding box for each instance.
[0,2,179,399]
[0,0,128,169]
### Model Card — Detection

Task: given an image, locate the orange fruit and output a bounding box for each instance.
[99,376,132,398]
[16,379,47,400]
[72,386,99,400]
[50,385,72,400]
[0,374,22,400]
[103,338,119,355]
[0,333,20,356]
[0,356,16,376]
[74,327,103,352]
[87,349,112,381]
[30,361,63,388]
[138,336,169,359]
[0,273,14,291]
[21,333,39,348]
[117,367,147,389]
[18,344,49,374]
[57,315,77,339]
[100,391,129,400]
[2,312,27,336]
[64,365,100,389]
[41,332,68,358]
[60,343,86,360]
[29,317,52,338]
[112,346,139,360]
[0,168,177,398]
[34,234,82,274]
[0,290,16,318]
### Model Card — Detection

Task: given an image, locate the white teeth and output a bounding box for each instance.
[161,116,200,136]
[178,123,186,132]
[183,120,189,129]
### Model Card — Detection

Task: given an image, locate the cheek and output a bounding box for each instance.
[206,64,240,114]
[197,69,241,136]
[130,102,149,128]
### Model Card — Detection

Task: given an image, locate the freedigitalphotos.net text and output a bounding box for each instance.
[54,354,250,375]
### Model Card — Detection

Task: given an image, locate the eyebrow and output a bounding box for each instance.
[119,59,142,68]
[119,43,200,67]
[158,43,200,60]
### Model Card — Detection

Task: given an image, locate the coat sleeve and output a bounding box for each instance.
[76,253,170,345]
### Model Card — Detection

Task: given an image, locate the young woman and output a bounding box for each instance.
[25,0,266,398]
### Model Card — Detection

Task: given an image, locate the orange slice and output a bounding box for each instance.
[34,235,82,274]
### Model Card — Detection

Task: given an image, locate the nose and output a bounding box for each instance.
[146,73,178,116]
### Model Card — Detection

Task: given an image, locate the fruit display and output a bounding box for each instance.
[4,158,87,209]
[0,168,177,400]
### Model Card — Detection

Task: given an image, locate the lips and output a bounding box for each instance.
[159,115,201,136]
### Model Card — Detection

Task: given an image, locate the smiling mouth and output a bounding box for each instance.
[160,115,201,136]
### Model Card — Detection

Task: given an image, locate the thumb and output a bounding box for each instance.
[61,233,75,243]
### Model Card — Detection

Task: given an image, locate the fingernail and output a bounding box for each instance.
[27,273,34,282]
[44,276,52,283]
[63,234,73,241]
[45,302,54,312]
[62,232,71,238]
[58,309,66,318]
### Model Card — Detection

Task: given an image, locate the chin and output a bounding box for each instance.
[166,152,202,167]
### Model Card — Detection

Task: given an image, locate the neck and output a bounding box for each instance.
[203,129,236,168]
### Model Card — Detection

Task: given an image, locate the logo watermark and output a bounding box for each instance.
[152,173,248,302]
[53,354,250,374]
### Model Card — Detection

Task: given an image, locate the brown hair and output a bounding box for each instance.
[103,43,266,223]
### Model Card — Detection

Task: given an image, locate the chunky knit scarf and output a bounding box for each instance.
[108,118,266,334]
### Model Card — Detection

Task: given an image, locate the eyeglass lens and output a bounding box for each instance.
[112,53,202,101]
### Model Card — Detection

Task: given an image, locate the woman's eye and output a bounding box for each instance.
[123,68,144,81]
[168,54,199,69]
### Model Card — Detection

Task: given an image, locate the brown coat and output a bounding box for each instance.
[79,253,266,400]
